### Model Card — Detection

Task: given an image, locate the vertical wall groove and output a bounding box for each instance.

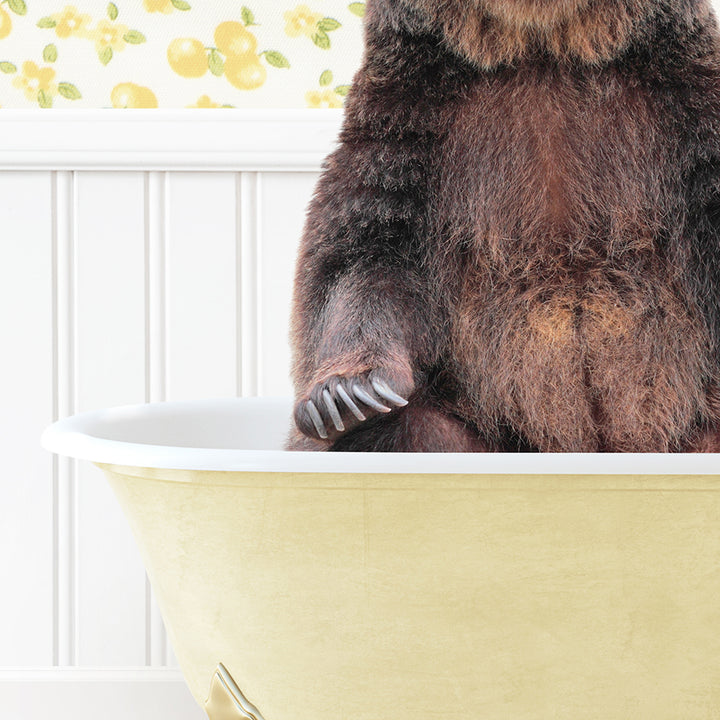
[72,171,81,666]
[238,172,260,396]
[54,170,77,667]
[51,171,59,667]
[255,174,264,394]
[235,173,242,397]
[145,171,168,405]
[144,171,169,667]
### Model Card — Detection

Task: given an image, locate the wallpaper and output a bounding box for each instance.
[0,1,366,107]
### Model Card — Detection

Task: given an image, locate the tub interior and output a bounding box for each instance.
[64,397,293,450]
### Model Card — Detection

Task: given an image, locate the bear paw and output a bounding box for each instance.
[294,370,412,441]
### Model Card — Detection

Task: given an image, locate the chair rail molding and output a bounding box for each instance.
[0,109,344,171]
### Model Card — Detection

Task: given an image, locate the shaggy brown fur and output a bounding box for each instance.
[409,0,707,67]
[287,0,720,452]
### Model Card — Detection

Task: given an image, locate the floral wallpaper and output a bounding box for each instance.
[0,1,365,108]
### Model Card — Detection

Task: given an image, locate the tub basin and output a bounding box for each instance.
[42,397,720,719]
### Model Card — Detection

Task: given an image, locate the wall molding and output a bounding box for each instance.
[0,668,186,682]
[0,109,343,171]
[0,668,204,720]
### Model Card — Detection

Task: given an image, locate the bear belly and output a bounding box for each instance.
[450,272,710,451]
[437,66,715,450]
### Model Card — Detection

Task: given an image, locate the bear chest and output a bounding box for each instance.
[438,64,680,271]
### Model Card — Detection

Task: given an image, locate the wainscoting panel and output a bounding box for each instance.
[0,171,55,667]
[74,171,149,668]
[257,172,320,397]
[165,172,239,402]
[0,109,339,719]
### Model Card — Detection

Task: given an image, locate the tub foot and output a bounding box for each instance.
[204,663,266,720]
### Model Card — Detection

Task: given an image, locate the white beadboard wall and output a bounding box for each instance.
[0,110,342,720]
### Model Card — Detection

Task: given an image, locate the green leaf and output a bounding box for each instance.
[58,82,82,100]
[171,0,191,9]
[38,90,53,108]
[312,30,330,50]
[107,2,118,20]
[348,2,365,17]
[7,0,27,16]
[123,30,146,44]
[317,17,341,32]
[208,49,224,76]
[43,44,58,63]
[334,84,351,96]
[37,16,57,28]
[98,46,113,65]
[241,6,256,26]
[319,69,332,86]
[0,62,17,73]
[263,50,290,69]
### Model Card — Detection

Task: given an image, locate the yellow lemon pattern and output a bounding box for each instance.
[166,16,292,93]
[144,0,191,14]
[111,82,158,108]
[0,2,364,107]
[188,94,225,108]
[167,38,208,78]
[0,6,15,40]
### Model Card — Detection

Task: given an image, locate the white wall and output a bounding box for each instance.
[0,109,341,719]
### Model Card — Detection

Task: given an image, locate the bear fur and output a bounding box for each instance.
[287,0,720,452]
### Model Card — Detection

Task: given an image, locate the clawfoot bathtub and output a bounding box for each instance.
[42,397,720,719]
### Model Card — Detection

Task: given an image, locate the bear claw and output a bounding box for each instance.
[337,383,366,421]
[305,399,328,439]
[322,388,345,432]
[371,378,409,407]
[296,373,411,441]
[352,384,392,413]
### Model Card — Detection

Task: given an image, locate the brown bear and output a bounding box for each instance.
[287,0,720,452]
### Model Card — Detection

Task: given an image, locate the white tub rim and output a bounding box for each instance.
[40,395,720,475]
[42,397,720,475]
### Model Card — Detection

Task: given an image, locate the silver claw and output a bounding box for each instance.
[352,384,392,413]
[371,378,409,407]
[306,399,328,439]
[322,389,345,432]
[336,383,366,421]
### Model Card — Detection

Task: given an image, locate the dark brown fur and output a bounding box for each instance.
[287,0,720,452]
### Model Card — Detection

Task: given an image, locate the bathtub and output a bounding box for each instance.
[42,397,720,719]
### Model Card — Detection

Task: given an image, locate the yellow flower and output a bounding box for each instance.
[12,61,58,103]
[53,6,92,39]
[305,88,343,109]
[188,95,220,108]
[111,82,158,108]
[144,0,174,13]
[284,5,321,38]
[91,19,128,52]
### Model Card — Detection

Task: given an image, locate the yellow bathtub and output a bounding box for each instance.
[42,397,720,720]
